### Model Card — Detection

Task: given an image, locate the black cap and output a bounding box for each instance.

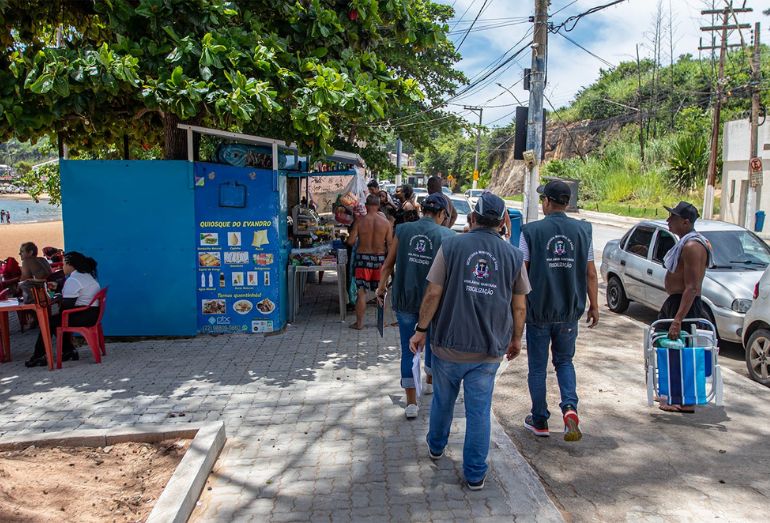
[421,193,448,212]
[537,180,571,205]
[474,192,507,220]
[664,201,699,223]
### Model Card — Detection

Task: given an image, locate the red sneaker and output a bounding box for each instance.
[563,409,582,442]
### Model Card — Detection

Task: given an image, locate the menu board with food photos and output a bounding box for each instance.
[194,162,281,334]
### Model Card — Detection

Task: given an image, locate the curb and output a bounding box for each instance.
[491,360,564,521]
[0,422,226,523]
[490,413,564,522]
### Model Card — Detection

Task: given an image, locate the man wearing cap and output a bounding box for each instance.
[519,180,599,442]
[410,192,530,490]
[376,194,455,419]
[658,201,714,413]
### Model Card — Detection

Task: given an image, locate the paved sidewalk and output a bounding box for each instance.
[493,293,770,522]
[0,278,560,522]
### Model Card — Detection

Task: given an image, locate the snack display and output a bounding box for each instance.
[233,300,253,314]
[256,298,275,314]
[200,233,219,246]
[202,299,226,314]
[199,252,221,267]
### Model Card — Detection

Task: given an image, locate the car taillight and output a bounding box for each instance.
[755,281,760,300]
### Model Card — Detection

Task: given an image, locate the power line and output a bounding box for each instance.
[556,32,616,68]
[455,0,493,52]
[551,0,629,33]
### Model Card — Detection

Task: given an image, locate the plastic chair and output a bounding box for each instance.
[56,287,108,368]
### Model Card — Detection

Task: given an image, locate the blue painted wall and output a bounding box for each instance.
[60,160,197,336]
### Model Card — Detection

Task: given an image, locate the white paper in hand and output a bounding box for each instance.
[412,349,422,398]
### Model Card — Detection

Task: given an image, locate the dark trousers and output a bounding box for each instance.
[657,294,707,322]
[33,306,100,358]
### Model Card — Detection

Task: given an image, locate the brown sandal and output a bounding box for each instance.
[659,404,695,413]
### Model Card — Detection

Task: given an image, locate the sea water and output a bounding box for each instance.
[0,198,61,223]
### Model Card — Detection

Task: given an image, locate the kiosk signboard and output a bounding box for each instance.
[194,162,281,334]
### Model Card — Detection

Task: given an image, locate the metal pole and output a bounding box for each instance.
[745,22,761,230]
[473,108,483,190]
[396,138,402,187]
[525,0,549,223]
[702,8,729,220]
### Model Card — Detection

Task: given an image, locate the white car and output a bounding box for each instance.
[465,189,484,206]
[743,267,770,386]
[449,195,472,233]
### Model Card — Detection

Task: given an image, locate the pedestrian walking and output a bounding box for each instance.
[0,209,5,223]
[519,180,599,442]
[376,194,455,418]
[657,201,713,413]
[346,194,392,330]
[410,192,530,490]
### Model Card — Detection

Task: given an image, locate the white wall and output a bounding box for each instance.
[722,118,770,230]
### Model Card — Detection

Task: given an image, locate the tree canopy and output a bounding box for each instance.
[0,0,465,166]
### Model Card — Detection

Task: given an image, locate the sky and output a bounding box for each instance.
[438,0,770,128]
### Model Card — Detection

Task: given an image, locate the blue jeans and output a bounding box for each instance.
[396,311,431,388]
[526,322,579,423]
[427,355,500,483]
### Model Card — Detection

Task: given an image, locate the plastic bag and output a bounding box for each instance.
[333,169,368,224]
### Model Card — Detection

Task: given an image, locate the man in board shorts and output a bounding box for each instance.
[346,194,392,330]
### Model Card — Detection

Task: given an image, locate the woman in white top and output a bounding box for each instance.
[26,252,101,367]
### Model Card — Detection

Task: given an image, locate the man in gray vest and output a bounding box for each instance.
[410,192,530,490]
[376,194,455,419]
[519,180,599,442]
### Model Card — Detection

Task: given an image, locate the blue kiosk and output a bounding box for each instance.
[60,126,360,337]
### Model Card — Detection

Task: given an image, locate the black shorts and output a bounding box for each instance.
[657,294,708,321]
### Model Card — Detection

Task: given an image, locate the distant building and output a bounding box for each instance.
[721,119,768,231]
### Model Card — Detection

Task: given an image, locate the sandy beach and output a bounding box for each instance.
[0,221,64,260]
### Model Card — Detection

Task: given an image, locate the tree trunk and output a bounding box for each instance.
[163,113,202,160]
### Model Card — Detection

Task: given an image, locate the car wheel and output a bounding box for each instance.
[606,276,629,313]
[746,329,770,386]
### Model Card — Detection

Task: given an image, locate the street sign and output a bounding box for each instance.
[447,174,454,183]
[472,169,479,181]
[750,157,763,187]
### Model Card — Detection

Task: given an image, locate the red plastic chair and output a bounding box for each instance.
[56,287,108,368]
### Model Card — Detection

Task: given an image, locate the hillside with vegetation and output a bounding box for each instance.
[417,43,770,217]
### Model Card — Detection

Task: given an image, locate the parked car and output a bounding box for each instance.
[601,219,770,343]
[743,266,770,385]
[465,189,484,206]
[449,195,472,233]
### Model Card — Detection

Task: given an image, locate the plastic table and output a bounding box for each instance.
[287,250,347,323]
[0,298,55,369]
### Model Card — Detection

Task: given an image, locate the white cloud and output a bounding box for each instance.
[438,0,770,127]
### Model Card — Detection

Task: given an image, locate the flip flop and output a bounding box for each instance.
[659,404,695,413]
[348,323,364,330]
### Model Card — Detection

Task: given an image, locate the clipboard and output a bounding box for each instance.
[376,291,386,337]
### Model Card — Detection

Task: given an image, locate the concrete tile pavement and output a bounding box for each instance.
[0,278,561,522]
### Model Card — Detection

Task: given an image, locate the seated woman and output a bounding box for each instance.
[26,252,101,368]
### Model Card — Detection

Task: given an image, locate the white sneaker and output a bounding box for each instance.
[405,404,419,419]
[423,382,433,395]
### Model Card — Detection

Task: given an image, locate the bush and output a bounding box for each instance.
[669,133,709,192]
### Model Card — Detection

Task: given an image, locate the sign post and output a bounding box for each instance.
[750,157,763,188]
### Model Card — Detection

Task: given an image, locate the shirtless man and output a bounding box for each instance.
[659,201,713,412]
[347,194,393,329]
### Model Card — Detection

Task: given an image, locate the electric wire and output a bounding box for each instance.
[455,0,493,52]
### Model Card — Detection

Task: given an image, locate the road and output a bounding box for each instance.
[589,220,749,379]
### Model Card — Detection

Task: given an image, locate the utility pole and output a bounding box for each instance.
[636,44,645,165]
[463,105,483,190]
[745,22,761,230]
[700,3,751,219]
[524,0,549,223]
[395,138,402,187]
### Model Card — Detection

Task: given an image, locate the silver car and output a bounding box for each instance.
[601,219,770,343]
